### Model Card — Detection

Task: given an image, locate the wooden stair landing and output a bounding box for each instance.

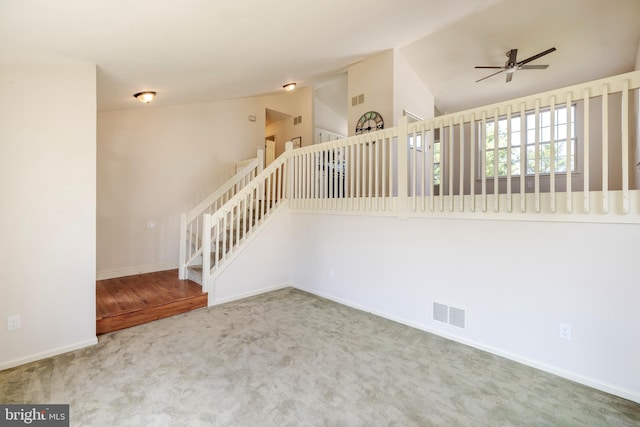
[96,269,207,335]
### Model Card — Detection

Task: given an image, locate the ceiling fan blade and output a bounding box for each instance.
[506,72,513,83]
[474,66,505,69]
[519,64,549,70]
[517,47,557,66]
[507,48,518,65]
[476,69,505,83]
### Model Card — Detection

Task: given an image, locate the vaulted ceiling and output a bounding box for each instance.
[401,0,640,114]
[2,0,638,114]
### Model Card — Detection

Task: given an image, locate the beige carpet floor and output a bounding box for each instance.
[1,288,639,426]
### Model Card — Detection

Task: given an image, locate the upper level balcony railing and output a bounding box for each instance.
[288,70,640,223]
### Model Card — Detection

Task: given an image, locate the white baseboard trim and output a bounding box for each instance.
[209,283,291,307]
[0,337,98,372]
[291,283,640,405]
[96,263,177,281]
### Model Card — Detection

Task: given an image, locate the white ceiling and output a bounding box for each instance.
[402,0,640,114]
[1,0,639,114]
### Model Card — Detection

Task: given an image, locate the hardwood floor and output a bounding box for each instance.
[96,269,207,335]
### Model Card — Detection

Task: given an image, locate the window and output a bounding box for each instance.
[482,105,576,178]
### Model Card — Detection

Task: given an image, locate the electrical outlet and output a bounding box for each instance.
[147,220,156,229]
[329,270,335,280]
[7,315,20,331]
[559,323,572,340]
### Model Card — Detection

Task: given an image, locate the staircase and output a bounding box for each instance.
[184,200,273,284]
[179,145,290,295]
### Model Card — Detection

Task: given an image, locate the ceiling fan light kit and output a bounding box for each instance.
[475,47,557,83]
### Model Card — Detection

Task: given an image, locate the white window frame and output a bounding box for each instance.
[478,104,578,179]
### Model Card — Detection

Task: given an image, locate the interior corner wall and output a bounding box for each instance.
[290,213,640,403]
[314,74,348,138]
[266,117,293,158]
[314,97,348,138]
[261,86,314,151]
[97,98,264,279]
[0,64,97,369]
[393,49,435,123]
[348,50,394,135]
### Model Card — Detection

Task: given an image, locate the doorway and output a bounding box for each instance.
[265,135,276,167]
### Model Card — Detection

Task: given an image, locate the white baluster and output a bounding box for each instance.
[481,112,487,212]
[583,88,590,213]
[470,113,476,212]
[534,99,541,213]
[459,116,465,212]
[493,110,499,212]
[549,97,556,213]
[449,118,455,212]
[506,106,512,213]
[602,85,609,213]
[566,94,572,213]
[621,79,629,213]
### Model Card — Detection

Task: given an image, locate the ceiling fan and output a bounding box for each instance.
[475,47,557,83]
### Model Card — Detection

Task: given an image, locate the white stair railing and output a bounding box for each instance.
[199,143,291,291]
[179,150,263,279]
[236,156,259,173]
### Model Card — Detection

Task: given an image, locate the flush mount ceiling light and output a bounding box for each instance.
[133,91,156,104]
[282,83,296,91]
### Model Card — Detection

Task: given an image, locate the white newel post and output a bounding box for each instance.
[285,141,294,201]
[396,116,409,218]
[178,212,187,279]
[202,213,212,293]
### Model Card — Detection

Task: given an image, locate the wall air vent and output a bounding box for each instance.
[433,302,466,329]
[351,94,365,107]
[433,302,448,323]
[449,306,466,329]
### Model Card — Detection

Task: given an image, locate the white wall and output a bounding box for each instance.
[393,49,435,123]
[0,64,97,369]
[348,51,394,136]
[211,207,292,304]
[314,98,348,140]
[97,86,314,279]
[314,74,348,138]
[263,86,314,154]
[347,49,435,135]
[97,98,265,278]
[290,213,640,402]
[266,117,292,157]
